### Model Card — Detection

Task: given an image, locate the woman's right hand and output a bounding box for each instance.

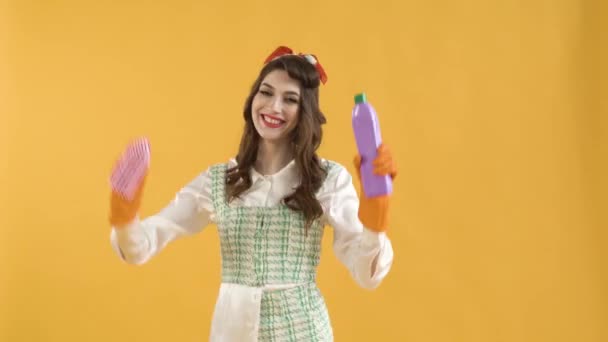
[108,138,150,228]
[109,173,147,227]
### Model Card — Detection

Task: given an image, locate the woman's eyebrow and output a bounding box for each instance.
[261,82,300,96]
[261,82,274,89]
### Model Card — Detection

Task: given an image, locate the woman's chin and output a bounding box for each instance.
[258,132,289,144]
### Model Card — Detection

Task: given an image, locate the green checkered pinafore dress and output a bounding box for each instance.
[209,162,334,341]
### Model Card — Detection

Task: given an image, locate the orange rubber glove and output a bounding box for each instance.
[108,138,150,228]
[353,144,398,233]
[109,173,147,227]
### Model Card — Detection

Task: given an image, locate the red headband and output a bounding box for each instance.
[264,46,328,85]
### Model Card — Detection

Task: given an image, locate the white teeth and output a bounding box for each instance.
[263,115,283,125]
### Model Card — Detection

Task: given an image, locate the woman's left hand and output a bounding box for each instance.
[353,144,397,232]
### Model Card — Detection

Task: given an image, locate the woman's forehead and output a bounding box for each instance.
[261,70,301,93]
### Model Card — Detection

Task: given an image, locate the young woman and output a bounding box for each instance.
[109,46,397,341]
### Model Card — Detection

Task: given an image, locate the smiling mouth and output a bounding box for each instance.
[261,114,286,128]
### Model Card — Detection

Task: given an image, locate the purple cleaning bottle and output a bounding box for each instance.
[352,92,393,197]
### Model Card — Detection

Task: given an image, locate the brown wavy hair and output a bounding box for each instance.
[226,55,328,231]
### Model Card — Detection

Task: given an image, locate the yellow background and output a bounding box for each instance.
[1,0,606,341]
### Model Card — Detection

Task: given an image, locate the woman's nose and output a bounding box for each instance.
[270,96,282,113]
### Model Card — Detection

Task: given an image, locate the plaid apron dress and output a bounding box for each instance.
[208,162,334,341]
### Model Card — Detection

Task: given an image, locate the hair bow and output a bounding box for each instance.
[264,46,328,85]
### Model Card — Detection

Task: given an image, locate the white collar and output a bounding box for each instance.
[228,158,299,184]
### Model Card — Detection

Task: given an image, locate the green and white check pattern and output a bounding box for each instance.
[210,162,334,341]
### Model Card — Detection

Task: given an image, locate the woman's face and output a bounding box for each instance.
[251,69,301,144]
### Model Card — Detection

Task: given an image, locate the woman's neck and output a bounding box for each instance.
[254,139,294,175]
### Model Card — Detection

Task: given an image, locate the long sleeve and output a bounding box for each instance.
[321,163,394,290]
[110,168,214,265]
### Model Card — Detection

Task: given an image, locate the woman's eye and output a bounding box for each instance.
[260,90,272,96]
[286,98,299,104]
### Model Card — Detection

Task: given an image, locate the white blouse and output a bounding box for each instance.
[109,158,394,341]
